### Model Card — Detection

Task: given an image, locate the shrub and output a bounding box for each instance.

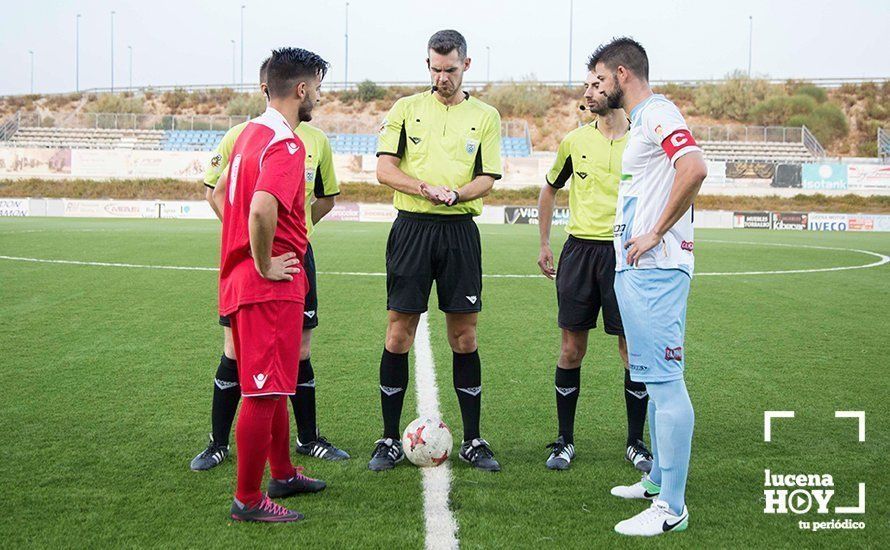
[788,102,848,145]
[356,80,386,103]
[792,84,828,103]
[692,71,778,121]
[481,78,554,118]
[749,95,816,126]
[161,88,190,112]
[84,93,144,114]
[226,93,266,117]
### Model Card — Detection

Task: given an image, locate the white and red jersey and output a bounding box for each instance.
[219,106,308,316]
[613,94,701,275]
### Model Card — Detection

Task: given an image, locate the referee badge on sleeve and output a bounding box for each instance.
[378,119,388,135]
[305,168,315,185]
[465,138,480,155]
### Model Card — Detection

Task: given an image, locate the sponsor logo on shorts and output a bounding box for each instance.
[304,310,316,318]
[680,240,694,251]
[466,295,478,304]
[664,346,683,361]
[253,373,268,389]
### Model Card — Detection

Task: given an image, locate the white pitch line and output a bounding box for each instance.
[0,240,888,277]
[413,313,460,550]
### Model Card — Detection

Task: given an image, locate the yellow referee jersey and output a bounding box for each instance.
[546,120,628,240]
[376,91,503,216]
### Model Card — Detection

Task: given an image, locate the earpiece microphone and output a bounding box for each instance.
[579,104,587,111]
[431,85,439,92]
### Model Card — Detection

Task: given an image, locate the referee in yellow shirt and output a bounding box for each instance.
[537,65,652,472]
[369,30,503,472]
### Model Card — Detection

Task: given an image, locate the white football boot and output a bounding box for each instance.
[614,500,689,537]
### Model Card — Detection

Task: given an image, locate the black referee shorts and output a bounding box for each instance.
[556,236,623,335]
[386,211,482,314]
[218,243,319,330]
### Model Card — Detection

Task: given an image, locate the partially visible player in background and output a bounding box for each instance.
[591,37,707,537]
[537,64,652,473]
[222,47,330,523]
[191,56,348,472]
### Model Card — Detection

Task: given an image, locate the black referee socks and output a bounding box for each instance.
[380,348,409,440]
[624,368,649,446]
[291,359,317,444]
[211,354,240,447]
[555,366,581,444]
[453,350,482,442]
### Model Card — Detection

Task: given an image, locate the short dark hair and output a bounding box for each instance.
[587,37,649,81]
[266,47,330,99]
[428,30,467,60]
[259,56,271,83]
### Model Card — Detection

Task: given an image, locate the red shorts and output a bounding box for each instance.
[230,300,304,397]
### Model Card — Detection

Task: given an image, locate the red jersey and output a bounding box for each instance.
[219,107,308,316]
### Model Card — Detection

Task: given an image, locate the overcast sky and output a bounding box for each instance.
[1,0,888,95]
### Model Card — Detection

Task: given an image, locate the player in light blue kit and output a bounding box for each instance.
[590,37,708,537]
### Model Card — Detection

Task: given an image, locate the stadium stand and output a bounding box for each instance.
[692,125,824,163]
[0,112,536,158]
[7,127,166,150]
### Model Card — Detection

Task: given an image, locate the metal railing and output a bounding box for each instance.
[5,77,886,98]
[801,125,826,158]
[13,111,250,132]
[0,112,20,141]
[691,125,809,143]
[879,128,890,159]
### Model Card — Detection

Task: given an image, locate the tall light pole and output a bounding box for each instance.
[231,40,236,84]
[567,0,574,86]
[747,15,753,77]
[110,10,116,92]
[128,45,133,89]
[344,2,349,89]
[486,46,491,82]
[76,13,81,92]
[240,5,246,88]
[28,50,34,94]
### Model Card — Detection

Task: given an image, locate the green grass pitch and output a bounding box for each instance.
[0,217,887,548]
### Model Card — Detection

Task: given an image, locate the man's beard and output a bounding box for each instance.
[298,98,313,122]
[605,79,624,109]
[590,102,611,116]
[434,76,462,98]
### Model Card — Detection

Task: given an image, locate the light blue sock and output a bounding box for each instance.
[646,379,694,515]
[645,396,661,486]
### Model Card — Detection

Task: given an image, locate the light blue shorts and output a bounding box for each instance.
[614,269,691,383]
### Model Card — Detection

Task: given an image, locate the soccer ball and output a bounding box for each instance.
[402,417,453,467]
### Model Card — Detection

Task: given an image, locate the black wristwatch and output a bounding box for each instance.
[447,190,460,206]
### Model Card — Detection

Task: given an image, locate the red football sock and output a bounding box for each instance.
[234,396,277,507]
[269,396,296,480]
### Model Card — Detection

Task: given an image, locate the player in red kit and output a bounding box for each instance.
[219,47,330,523]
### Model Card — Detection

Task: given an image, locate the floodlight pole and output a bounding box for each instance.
[231,40,236,84]
[344,2,349,89]
[748,16,753,77]
[240,5,246,88]
[29,50,34,94]
[110,10,116,92]
[76,14,81,92]
[128,45,133,89]
[568,0,574,86]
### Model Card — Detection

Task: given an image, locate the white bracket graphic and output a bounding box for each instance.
[835,483,866,514]
[764,411,795,442]
[835,411,866,442]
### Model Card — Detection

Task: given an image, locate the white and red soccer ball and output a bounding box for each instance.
[402,417,453,467]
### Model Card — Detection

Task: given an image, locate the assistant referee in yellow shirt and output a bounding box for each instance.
[537,65,652,472]
[368,30,503,472]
